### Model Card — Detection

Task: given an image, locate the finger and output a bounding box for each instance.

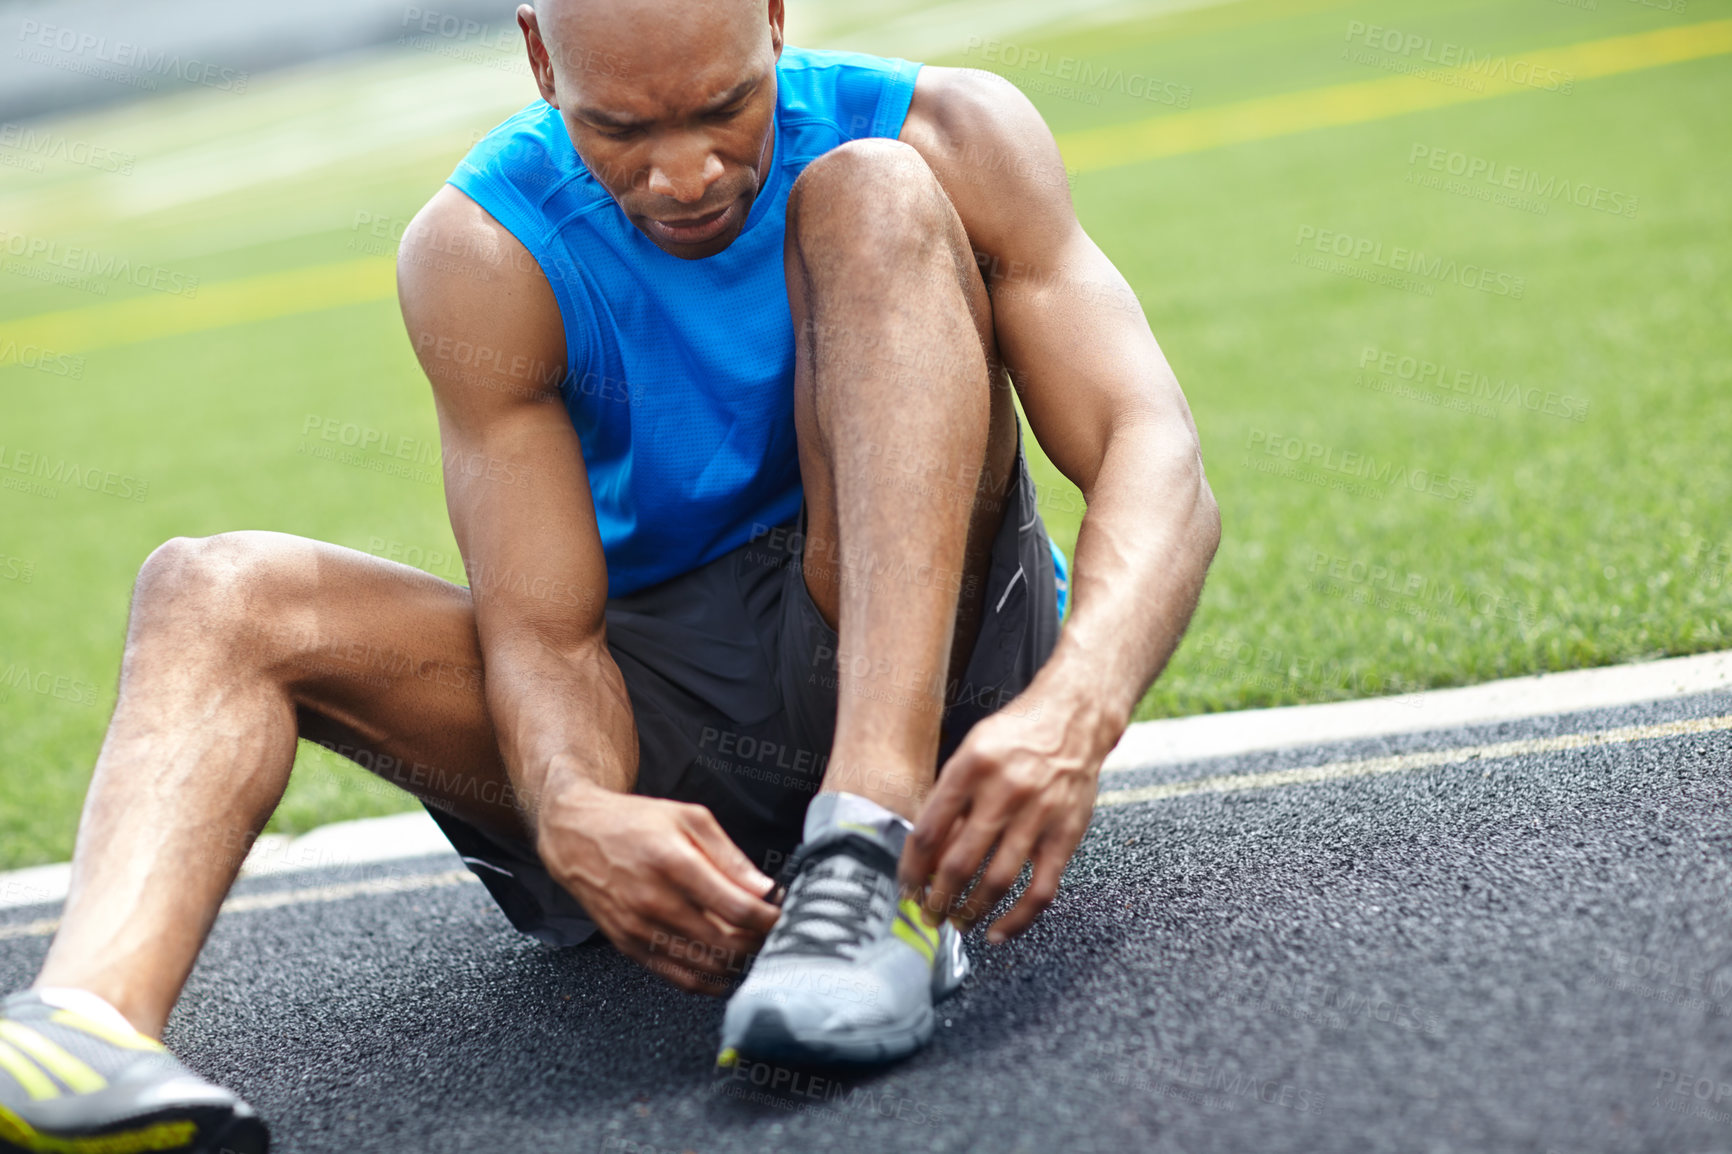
[600,916,725,994]
[927,806,1008,926]
[900,752,978,891]
[640,893,763,978]
[666,836,780,934]
[988,826,1075,942]
[958,817,1041,931]
[680,807,779,913]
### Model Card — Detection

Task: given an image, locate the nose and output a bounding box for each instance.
[646,140,725,204]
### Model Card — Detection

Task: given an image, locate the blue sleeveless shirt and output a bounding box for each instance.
[448,46,922,595]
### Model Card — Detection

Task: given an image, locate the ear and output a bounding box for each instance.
[767,0,785,58]
[518,4,560,108]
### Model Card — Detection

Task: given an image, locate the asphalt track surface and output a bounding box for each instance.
[8,690,1732,1154]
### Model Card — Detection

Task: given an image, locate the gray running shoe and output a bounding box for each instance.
[0,991,267,1154]
[718,792,970,1067]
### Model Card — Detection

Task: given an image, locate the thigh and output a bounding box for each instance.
[256,535,525,841]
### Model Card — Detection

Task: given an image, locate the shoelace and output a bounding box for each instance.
[760,838,896,961]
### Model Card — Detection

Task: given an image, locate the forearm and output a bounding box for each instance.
[1026,417,1220,741]
[482,625,638,830]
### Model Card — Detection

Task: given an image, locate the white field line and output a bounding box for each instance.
[1096,713,1732,809]
[0,869,478,943]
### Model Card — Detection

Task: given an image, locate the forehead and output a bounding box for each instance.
[545,0,770,115]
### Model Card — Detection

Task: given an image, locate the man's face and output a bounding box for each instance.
[520,0,783,260]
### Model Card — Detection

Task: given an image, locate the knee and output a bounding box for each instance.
[789,139,959,270]
[132,532,301,662]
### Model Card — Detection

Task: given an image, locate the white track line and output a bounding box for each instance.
[5,714,1727,941]
[1096,713,1732,809]
[1104,649,1732,773]
[0,869,478,943]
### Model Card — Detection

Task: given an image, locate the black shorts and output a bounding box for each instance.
[426,439,1062,946]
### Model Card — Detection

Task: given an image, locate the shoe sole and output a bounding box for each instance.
[731,1004,935,1067]
[0,1103,268,1154]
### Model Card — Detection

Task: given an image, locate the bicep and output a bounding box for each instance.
[397,186,608,645]
[990,228,1185,493]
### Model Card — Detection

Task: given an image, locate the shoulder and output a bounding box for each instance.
[397,184,566,399]
[898,66,1074,237]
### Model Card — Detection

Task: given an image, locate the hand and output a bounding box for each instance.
[535,787,780,994]
[898,694,1115,943]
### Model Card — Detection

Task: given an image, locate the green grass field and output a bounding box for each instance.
[1,0,1728,868]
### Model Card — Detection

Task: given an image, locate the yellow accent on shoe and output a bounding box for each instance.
[716,1047,739,1069]
[0,1039,58,1101]
[897,899,939,946]
[0,1023,106,1095]
[891,918,936,962]
[0,1103,197,1154]
[47,1011,164,1054]
[836,821,879,836]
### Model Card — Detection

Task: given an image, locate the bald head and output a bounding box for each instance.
[536,0,770,82]
[515,0,785,258]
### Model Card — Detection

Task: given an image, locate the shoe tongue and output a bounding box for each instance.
[801,791,911,860]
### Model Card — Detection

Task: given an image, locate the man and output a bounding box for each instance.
[0,0,1218,1149]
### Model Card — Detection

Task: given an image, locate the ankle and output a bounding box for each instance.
[32,974,164,1040]
[817,761,928,823]
[32,985,155,1040]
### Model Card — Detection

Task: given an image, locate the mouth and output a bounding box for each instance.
[645,200,737,247]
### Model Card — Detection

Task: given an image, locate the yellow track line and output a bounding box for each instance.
[0,255,393,359]
[1096,712,1732,808]
[0,867,477,943]
[1057,19,1732,172]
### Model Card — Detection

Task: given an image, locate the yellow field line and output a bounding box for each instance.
[1,22,1726,356]
[1096,712,1732,808]
[1057,19,1732,172]
[0,255,394,359]
[0,867,478,942]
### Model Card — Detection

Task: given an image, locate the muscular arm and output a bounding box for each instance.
[398,186,775,988]
[398,184,633,822]
[898,68,1222,935]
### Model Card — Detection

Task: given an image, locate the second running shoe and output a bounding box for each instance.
[0,990,267,1154]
